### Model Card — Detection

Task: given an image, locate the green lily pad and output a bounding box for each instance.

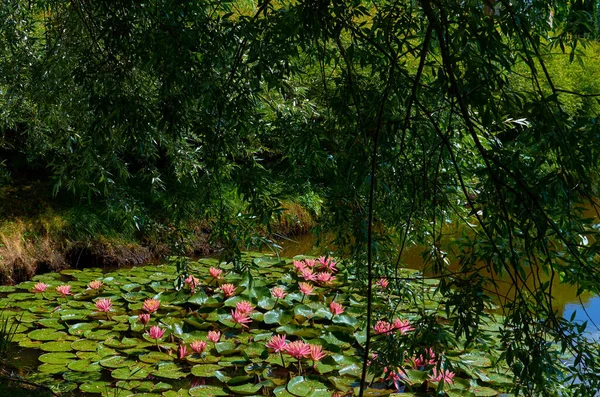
[191,364,223,377]
[40,340,73,352]
[264,309,293,325]
[215,341,237,355]
[227,382,263,395]
[28,329,67,341]
[152,362,188,379]
[99,356,134,368]
[111,365,152,380]
[79,381,112,393]
[38,352,77,365]
[63,370,103,383]
[139,351,175,364]
[67,359,102,372]
[189,385,229,396]
[38,363,68,374]
[71,339,99,351]
[287,376,329,397]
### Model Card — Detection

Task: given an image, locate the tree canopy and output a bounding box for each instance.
[3,0,600,395]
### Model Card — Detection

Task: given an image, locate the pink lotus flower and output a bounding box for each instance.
[147,325,165,340]
[88,280,103,290]
[298,282,314,296]
[317,256,337,272]
[190,340,207,354]
[304,259,316,268]
[384,367,405,391]
[271,286,286,299]
[138,313,150,325]
[414,348,436,368]
[231,309,252,328]
[374,320,393,334]
[184,275,199,292]
[207,330,221,343]
[376,278,389,289]
[209,267,223,279]
[221,283,236,298]
[32,282,48,293]
[393,318,415,334]
[265,334,288,353]
[143,299,161,313]
[428,368,455,384]
[95,298,112,312]
[235,300,254,314]
[315,272,335,285]
[329,301,344,316]
[284,340,311,359]
[300,268,315,281]
[56,285,71,296]
[293,260,306,272]
[178,344,187,360]
[308,344,327,362]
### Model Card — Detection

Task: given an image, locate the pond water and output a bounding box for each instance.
[278,232,600,339]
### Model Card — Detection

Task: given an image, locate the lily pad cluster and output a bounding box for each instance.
[0,253,514,396]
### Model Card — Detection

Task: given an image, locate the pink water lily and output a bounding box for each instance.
[190,340,207,354]
[142,299,160,313]
[32,282,48,293]
[266,334,288,353]
[235,300,254,314]
[284,340,311,359]
[315,272,335,285]
[374,320,393,334]
[298,282,313,295]
[413,348,436,368]
[95,298,112,312]
[147,325,166,352]
[329,301,344,318]
[300,268,315,281]
[376,278,389,289]
[293,260,306,272]
[56,285,71,296]
[428,368,455,385]
[209,267,223,279]
[308,344,327,362]
[178,343,187,360]
[393,318,415,334]
[304,258,316,268]
[88,280,103,290]
[271,286,286,299]
[221,283,236,298]
[138,313,150,326]
[207,330,221,343]
[147,325,165,340]
[231,309,252,328]
[317,256,337,272]
[184,275,199,292]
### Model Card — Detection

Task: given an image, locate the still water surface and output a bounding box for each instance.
[277,233,600,339]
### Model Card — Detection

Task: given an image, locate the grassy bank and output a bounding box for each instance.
[0,184,318,285]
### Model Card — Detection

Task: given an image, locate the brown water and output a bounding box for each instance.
[277,232,600,339]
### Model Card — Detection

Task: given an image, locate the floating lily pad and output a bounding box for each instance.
[189,385,229,396]
[152,362,188,379]
[111,365,152,380]
[79,381,112,393]
[40,340,73,352]
[227,382,263,395]
[28,329,67,341]
[67,359,102,372]
[39,352,77,365]
[63,370,103,383]
[191,364,223,377]
[99,355,135,368]
[71,339,99,352]
[38,363,68,374]
[287,376,329,397]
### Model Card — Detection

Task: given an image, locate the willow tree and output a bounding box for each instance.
[2,0,600,395]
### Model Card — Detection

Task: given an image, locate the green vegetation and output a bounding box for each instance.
[2,1,600,395]
[0,253,514,396]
